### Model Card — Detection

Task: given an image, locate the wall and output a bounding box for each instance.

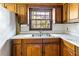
[66,23,79,36]
[20,24,66,34]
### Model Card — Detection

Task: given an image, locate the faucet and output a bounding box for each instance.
[39,30,42,36]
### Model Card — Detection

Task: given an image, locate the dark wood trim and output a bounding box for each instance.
[61,5,63,23]
[55,5,63,23]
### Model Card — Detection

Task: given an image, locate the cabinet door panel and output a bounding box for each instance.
[55,7,63,23]
[76,46,79,56]
[44,44,59,56]
[22,44,42,56]
[63,40,75,50]
[63,46,75,56]
[17,4,27,24]
[13,44,21,56]
[4,4,16,13]
[31,44,42,56]
[62,40,75,56]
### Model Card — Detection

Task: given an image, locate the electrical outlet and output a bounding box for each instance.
[67,27,68,31]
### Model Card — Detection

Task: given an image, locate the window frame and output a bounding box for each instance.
[29,8,52,30]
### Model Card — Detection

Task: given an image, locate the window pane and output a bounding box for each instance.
[29,8,52,30]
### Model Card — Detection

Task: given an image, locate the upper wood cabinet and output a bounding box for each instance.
[63,4,68,23]
[17,4,28,24]
[3,3,64,24]
[4,4,16,13]
[4,4,28,24]
[55,6,63,23]
[69,4,79,20]
[63,3,79,23]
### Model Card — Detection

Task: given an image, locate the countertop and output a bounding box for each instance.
[1,33,79,50]
[11,33,79,47]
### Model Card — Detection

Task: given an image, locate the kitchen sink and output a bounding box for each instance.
[32,33,51,37]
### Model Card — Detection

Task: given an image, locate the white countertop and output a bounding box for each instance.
[11,33,79,47]
[1,33,79,50]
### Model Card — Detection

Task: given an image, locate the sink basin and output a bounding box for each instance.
[32,33,51,37]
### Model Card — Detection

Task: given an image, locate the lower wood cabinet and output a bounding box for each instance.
[12,44,22,56]
[61,40,75,56]
[22,44,42,56]
[43,44,59,56]
[43,38,60,56]
[12,38,60,56]
[76,46,79,56]
[12,38,79,56]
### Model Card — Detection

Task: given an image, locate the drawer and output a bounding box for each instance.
[63,40,75,50]
[13,39,22,44]
[43,38,60,44]
[22,39,42,44]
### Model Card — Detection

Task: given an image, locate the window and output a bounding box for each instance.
[29,8,52,30]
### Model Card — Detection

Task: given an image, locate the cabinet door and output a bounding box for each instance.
[55,7,63,23]
[69,4,79,20]
[63,45,75,56]
[43,38,60,56]
[4,4,16,13]
[43,44,59,56]
[76,46,79,56]
[22,44,42,56]
[17,4,28,24]
[12,44,22,56]
[63,4,68,23]
[62,40,75,56]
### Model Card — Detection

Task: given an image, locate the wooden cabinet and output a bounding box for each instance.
[17,4,28,24]
[22,44,42,56]
[12,39,42,56]
[43,38,60,56]
[69,4,79,20]
[12,39,22,56]
[12,38,79,56]
[12,44,22,56]
[63,4,68,23]
[75,46,79,56]
[55,6,63,23]
[61,40,75,56]
[4,4,28,24]
[63,3,79,23]
[22,39,42,56]
[12,38,60,56]
[4,4,16,13]
[66,3,79,23]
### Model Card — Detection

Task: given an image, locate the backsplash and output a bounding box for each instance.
[66,23,79,36]
[20,24,66,34]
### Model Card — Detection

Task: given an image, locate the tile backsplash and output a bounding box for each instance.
[66,23,79,36]
[20,22,79,37]
[20,24,66,34]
